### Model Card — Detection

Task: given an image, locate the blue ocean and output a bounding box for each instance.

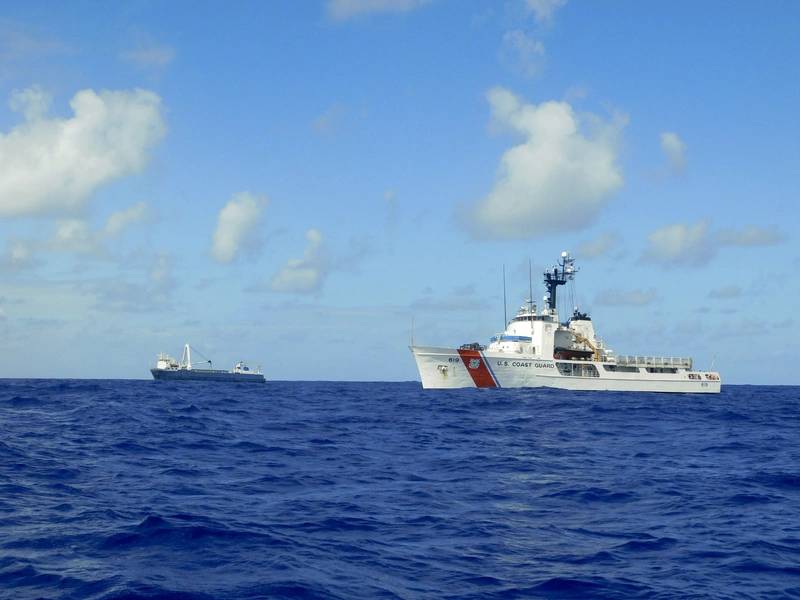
[1,380,799,599]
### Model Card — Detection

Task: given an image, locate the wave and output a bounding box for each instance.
[1,380,799,599]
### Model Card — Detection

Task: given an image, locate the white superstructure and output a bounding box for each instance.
[410,252,721,393]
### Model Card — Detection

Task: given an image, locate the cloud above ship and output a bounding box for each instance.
[51,202,150,254]
[211,192,267,263]
[0,86,165,217]
[463,87,626,240]
[1,201,151,267]
[269,229,327,294]
[641,220,785,267]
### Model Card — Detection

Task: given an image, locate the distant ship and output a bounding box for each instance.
[150,344,265,383]
[410,251,721,393]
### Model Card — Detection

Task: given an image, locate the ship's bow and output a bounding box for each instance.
[410,346,483,389]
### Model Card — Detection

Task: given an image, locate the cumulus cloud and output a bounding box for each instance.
[211,192,267,263]
[103,201,149,236]
[525,0,567,24]
[641,221,785,267]
[464,87,625,240]
[595,288,658,307]
[270,229,327,294]
[660,131,686,174]
[0,87,165,217]
[2,201,150,266]
[641,221,714,267]
[51,202,150,254]
[500,30,546,78]
[327,0,430,20]
[576,232,619,259]
[9,85,51,120]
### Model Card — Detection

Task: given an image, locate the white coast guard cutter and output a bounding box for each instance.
[410,251,721,393]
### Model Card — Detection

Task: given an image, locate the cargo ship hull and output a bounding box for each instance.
[150,368,265,383]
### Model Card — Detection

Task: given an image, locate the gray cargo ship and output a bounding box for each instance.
[150,344,265,383]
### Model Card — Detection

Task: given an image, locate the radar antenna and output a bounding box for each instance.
[543,251,578,311]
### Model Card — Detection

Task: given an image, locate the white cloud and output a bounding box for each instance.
[51,202,150,254]
[0,87,165,217]
[270,229,327,294]
[641,221,714,267]
[1,239,37,270]
[717,225,784,247]
[500,30,545,78]
[641,221,785,267]
[660,131,686,174]
[51,219,95,253]
[327,0,430,20]
[121,42,175,69]
[595,288,658,306]
[103,201,149,236]
[576,232,619,259]
[211,192,267,263]
[2,201,151,265]
[9,85,51,120]
[464,87,625,240]
[524,0,567,24]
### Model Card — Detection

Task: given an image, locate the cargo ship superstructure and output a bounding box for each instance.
[150,344,265,383]
[410,252,721,393]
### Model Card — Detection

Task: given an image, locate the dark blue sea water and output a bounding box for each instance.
[1,381,800,599]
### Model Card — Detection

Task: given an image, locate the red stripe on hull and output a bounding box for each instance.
[457,349,497,388]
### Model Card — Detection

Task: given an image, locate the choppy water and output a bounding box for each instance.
[1,380,799,599]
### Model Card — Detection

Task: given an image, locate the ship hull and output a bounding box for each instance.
[411,346,721,393]
[150,368,265,383]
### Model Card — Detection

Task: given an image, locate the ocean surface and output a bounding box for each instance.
[1,381,800,600]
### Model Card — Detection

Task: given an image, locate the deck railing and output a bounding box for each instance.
[614,355,693,369]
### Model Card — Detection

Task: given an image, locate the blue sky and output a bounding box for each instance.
[0,0,797,383]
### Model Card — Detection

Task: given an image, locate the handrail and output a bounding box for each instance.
[614,355,693,369]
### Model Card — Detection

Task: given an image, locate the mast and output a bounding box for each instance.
[528,258,533,316]
[502,264,507,328]
[529,258,534,337]
[544,251,578,312]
